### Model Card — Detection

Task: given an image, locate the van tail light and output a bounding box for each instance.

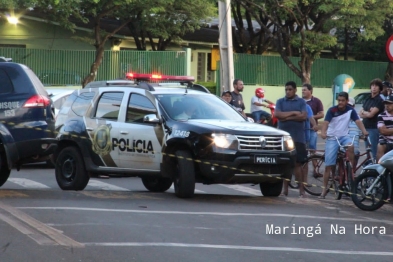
[23,95,51,108]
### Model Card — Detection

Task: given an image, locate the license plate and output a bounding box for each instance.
[254,155,277,164]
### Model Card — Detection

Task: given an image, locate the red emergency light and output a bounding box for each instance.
[126,72,195,82]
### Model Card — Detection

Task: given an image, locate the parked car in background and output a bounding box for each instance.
[0,62,57,186]
[46,89,75,117]
[354,92,369,113]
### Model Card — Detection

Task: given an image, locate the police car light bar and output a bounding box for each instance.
[126,73,195,82]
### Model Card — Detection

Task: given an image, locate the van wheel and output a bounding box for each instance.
[142,177,172,192]
[173,150,195,198]
[260,180,283,197]
[55,147,89,190]
[0,152,11,187]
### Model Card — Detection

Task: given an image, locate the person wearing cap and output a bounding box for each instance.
[359,78,385,160]
[221,90,232,104]
[319,92,368,199]
[348,97,362,158]
[376,95,393,161]
[380,81,393,100]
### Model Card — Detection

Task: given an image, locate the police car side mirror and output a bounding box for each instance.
[143,114,161,124]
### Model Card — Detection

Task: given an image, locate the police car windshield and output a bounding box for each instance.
[155,94,246,121]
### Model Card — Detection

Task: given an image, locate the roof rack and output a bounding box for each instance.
[83,79,155,91]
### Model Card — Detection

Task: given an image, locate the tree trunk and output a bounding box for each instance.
[385,61,393,81]
[82,44,105,87]
[298,54,313,84]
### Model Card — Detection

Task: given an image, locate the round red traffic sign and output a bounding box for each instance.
[386,35,393,62]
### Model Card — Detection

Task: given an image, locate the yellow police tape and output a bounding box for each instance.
[3,122,389,204]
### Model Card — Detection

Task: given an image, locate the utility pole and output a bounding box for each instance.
[218,0,234,92]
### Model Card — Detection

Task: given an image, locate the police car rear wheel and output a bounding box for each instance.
[0,152,11,187]
[260,180,283,197]
[141,177,173,192]
[174,150,195,198]
[55,147,89,190]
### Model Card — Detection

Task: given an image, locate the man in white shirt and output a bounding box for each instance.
[250,87,274,123]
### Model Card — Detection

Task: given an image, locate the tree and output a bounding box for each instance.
[127,0,216,51]
[235,0,393,84]
[230,1,274,54]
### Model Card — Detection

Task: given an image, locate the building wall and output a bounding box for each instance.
[0,18,108,50]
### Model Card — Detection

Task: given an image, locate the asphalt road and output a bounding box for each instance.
[0,136,391,261]
[0,160,392,262]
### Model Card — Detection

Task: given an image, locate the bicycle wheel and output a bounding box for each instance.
[346,161,353,194]
[303,155,325,196]
[288,173,299,189]
[351,171,388,211]
[334,162,343,200]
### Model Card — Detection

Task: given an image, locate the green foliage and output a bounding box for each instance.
[196,82,216,93]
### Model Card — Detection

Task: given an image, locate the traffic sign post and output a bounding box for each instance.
[386,35,393,62]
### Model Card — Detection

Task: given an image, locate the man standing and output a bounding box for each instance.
[230,79,246,117]
[319,92,368,199]
[376,95,393,161]
[302,83,324,177]
[275,81,308,197]
[359,79,385,160]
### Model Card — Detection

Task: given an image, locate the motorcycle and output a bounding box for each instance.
[351,149,393,211]
[246,103,277,128]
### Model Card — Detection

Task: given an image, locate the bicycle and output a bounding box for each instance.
[302,136,373,197]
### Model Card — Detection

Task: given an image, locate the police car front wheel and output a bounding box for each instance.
[55,146,89,191]
[260,180,283,197]
[174,150,195,198]
[141,177,173,192]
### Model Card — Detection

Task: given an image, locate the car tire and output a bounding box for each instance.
[55,147,89,190]
[173,150,195,198]
[260,180,283,197]
[0,152,11,187]
[141,177,173,192]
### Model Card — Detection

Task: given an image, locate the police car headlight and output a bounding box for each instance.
[212,133,238,149]
[283,136,294,150]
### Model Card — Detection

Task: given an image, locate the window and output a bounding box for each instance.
[72,92,95,116]
[126,93,156,123]
[0,69,13,93]
[95,92,124,120]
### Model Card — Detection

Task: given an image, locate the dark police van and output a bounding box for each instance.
[0,61,57,186]
[53,74,296,198]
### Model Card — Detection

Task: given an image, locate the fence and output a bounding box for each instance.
[217,54,388,94]
[1,48,388,89]
[0,48,187,86]
[232,54,388,88]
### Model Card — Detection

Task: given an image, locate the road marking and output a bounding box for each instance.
[16,207,393,225]
[82,242,393,256]
[169,186,205,193]
[8,178,50,189]
[219,184,261,196]
[0,202,84,248]
[0,212,57,245]
[88,180,130,191]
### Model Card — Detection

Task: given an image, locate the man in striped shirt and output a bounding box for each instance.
[376,95,393,161]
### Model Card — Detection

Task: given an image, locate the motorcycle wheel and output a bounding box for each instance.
[351,171,388,211]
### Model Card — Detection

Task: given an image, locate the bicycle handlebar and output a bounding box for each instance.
[326,135,356,149]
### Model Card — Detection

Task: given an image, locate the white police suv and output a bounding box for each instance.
[53,74,296,198]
